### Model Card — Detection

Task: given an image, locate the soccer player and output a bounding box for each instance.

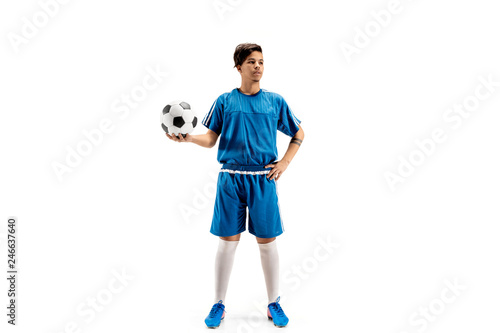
[166,43,304,328]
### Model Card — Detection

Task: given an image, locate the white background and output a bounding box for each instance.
[1,0,500,332]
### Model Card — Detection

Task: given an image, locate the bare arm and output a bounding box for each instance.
[282,124,304,165]
[265,124,305,181]
[166,129,219,148]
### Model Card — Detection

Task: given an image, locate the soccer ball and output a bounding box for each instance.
[161,100,198,138]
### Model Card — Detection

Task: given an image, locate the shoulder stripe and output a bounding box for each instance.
[290,109,300,126]
[203,100,217,126]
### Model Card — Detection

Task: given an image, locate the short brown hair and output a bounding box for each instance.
[233,43,263,68]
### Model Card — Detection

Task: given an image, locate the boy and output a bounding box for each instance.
[166,43,304,328]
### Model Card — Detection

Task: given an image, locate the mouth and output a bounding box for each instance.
[253,72,261,75]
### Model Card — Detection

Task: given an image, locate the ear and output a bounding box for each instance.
[236,65,241,72]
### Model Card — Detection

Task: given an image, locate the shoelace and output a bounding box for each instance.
[209,300,224,318]
[269,297,285,317]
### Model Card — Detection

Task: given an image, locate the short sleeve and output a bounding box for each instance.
[202,96,224,135]
[277,95,301,137]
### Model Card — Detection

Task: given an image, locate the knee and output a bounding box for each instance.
[220,234,241,242]
[256,236,276,244]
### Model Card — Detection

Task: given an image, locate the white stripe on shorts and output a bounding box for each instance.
[275,178,284,232]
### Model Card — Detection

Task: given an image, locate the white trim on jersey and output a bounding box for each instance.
[203,100,217,126]
[220,169,270,175]
[290,110,301,127]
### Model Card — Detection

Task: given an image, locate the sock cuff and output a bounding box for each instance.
[258,239,277,249]
[257,239,276,247]
[218,238,240,250]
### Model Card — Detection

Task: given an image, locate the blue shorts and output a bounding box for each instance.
[210,163,284,238]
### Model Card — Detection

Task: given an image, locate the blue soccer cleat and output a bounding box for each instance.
[205,300,226,328]
[267,296,289,327]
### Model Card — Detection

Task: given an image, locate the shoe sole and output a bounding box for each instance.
[268,316,287,328]
[206,317,224,329]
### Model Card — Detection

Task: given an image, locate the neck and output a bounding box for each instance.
[238,81,260,95]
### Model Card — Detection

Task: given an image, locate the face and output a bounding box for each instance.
[237,51,264,82]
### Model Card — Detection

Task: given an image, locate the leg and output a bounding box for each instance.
[247,176,288,326]
[257,236,280,303]
[205,233,241,328]
[205,171,246,328]
[211,172,246,304]
[213,233,241,304]
[258,237,289,327]
[247,175,282,304]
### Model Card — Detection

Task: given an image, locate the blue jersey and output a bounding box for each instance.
[202,88,301,166]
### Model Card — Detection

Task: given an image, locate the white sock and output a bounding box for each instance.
[214,239,239,304]
[258,240,280,304]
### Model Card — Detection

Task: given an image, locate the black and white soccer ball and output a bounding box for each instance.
[161,100,198,138]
